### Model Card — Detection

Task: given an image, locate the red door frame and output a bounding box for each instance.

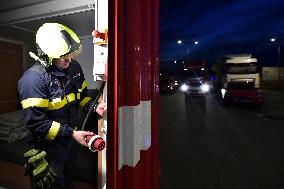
[107,0,118,188]
[107,0,159,188]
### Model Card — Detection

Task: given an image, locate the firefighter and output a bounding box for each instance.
[18,23,106,188]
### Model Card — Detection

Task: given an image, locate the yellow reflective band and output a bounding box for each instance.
[78,80,87,92]
[77,93,80,100]
[59,24,80,43]
[48,93,76,110]
[45,121,60,140]
[21,98,49,109]
[79,97,91,110]
[21,94,76,110]
[66,93,75,102]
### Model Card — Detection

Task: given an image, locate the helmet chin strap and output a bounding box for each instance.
[29,52,50,69]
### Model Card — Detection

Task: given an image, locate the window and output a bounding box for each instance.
[225,63,258,74]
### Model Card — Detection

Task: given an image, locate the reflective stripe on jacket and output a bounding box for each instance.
[18,60,94,143]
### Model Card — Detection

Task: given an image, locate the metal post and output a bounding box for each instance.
[186,47,189,61]
[278,43,281,83]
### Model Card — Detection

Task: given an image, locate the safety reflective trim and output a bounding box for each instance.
[66,93,75,102]
[118,100,152,169]
[59,24,80,43]
[21,94,76,110]
[77,93,80,100]
[48,93,75,110]
[45,121,60,140]
[21,98,49,109]
[78,80,87,92]
[79,97,91,109]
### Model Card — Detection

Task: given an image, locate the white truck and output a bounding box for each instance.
[214,54,263,106]
[222,54,260,88]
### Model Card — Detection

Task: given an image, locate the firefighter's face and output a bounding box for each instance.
[53,58,72,70]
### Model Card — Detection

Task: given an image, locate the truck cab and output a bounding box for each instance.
[217,54,263,107]
[180,60,210,96]
[223,54,260,88]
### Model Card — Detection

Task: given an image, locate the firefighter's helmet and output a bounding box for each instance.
[36,23,82,64]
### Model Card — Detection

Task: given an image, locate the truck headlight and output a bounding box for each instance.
[201,83,210,92]
[221,88,226,98]
[181,84,188,91]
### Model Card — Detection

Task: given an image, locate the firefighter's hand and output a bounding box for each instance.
[72,130,94,147]
[95,102,107,116]
[24,149,56,189]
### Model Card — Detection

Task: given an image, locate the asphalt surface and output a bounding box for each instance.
[159,90,284,189]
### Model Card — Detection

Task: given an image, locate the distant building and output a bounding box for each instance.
[262,67,284,81]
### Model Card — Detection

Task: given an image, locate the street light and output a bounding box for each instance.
[177,40,189,60]
[177,40,199,61]
[270,37,281,82]
[270,38,276,42]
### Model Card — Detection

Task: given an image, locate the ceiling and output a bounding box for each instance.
[0,0,52,12]
[0,0,95,43]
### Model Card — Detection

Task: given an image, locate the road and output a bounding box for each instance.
[159,90,284,189]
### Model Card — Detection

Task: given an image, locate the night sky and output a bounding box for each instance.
[160,0,284,69]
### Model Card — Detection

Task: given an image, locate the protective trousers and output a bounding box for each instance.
[43,137,76,189]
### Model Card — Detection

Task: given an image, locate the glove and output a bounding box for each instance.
[24,149,56,189]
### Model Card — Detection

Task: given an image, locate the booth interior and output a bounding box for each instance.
[0,5,100,187]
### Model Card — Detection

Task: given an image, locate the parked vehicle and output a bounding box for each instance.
[223,81,263,107]
[213,54,262,106]
[159,74,178,94]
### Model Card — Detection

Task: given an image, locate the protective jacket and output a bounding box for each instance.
[18,60,94,145]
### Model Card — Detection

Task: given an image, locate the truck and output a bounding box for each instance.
[213,54,263,107]
[180,60,210,96]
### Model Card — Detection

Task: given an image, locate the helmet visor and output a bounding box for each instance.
[60,43,82,60]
